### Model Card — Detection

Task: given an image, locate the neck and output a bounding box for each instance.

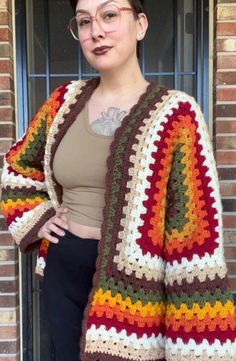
[97,58,149,99]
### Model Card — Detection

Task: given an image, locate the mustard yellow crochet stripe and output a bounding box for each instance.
[92,288,165,317]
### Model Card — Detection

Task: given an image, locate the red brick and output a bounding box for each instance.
[0,77,14,91]
[0,59,13,74]
[217,88,236,101]
[226,261,236,275]
[0,28,11,41]
[224,230,236,244]
[220,182,236,196]
[0,295,18,308]
[0,233,15,246]
[0,43,12,58]
[225,246,236,259]
[216,120,236,133]
[0,358,19,361]
[223,214,236,228]
[216,104,236,117]
[0,326,17,339]
[0,280,19,293]
[217,22,236,36]
[0,155,3,167]
[217,151,236,164]
[0,124,15,137]
[217,39,236,52]
[0,92,14,106]
[0,340,18,353]
[217,6,236,20]
[216,72,236,85]
[216,136,236,150]
[0,155,3,168]
[229,277,236,293]
[0,12,9,25]
[0,108,14,122]
[217,55,236,69]
[0,248,17,262]
[0,264,18,277]
[0,139,12,153]
[0,217,7,231]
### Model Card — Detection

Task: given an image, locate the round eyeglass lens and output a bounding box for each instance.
[69,4,121,41]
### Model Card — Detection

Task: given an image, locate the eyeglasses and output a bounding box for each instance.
[68,4,134,42]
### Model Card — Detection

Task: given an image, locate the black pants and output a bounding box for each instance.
[42,230,98,361]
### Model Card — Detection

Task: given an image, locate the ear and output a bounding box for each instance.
[136,13,148,41]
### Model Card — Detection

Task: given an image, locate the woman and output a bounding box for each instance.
[1,0,236,360]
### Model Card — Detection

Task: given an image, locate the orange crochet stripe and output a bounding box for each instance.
[6,88,61,180]
[89,300,164,327]
[166,312,235,333]
[148,127,179,246]
[164,115,213,255]
[2,197,47,217]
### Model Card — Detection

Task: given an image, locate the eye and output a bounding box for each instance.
[77,17,91,28]
[101,10,119,22]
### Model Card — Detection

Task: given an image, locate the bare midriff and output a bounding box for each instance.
[61,214,101,240]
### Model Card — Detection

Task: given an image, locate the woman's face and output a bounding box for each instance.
[75,0,148,73]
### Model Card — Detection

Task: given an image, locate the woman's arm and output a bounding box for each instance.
[0,84,68,252]
[163,93,236,360]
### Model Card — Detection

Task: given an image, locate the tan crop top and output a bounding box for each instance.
[53,103,113,228]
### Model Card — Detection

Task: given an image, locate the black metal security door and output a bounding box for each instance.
[15,0,209,360]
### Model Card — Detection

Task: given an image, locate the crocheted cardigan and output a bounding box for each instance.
[1,78,236,360]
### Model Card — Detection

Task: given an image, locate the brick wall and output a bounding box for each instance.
[215,0,236,298]
[0,0,19,360]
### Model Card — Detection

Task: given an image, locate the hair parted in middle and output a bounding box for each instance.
[69,0,146,16]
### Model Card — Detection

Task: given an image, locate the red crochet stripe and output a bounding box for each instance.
[164,236,218,263]
[137,101,218,263]
[6,209,28,226]
[87,315,165,338]
[166,325,236,344]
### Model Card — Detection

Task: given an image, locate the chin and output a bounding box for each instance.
[88,59,119,73]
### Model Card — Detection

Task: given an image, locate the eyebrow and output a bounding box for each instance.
[75,0,118,15]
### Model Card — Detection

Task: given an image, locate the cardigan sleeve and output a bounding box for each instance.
[0,85,66,253]
[163,93,236,360]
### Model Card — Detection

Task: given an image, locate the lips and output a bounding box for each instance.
[93,46,112,55]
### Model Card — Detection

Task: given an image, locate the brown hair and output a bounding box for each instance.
[69,0,146,16]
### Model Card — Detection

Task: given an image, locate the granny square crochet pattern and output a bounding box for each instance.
[1,78,236,360]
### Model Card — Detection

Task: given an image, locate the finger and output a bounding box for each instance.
[47,223,66,237]
[53,217,68,230]
[56,207,68,215]
[46,232,59,244]
[38,228,59,243]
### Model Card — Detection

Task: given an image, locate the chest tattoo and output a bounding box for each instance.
[90,107,127,136]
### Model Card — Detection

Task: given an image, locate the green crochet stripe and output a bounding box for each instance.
[167,288,234,308]
[165,143,189,233]
[1,190,49,203]
[98,85,162,291]
[97,276,165,305]
[17,118,47,169]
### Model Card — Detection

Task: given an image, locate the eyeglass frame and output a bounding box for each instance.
[68,5,135,42]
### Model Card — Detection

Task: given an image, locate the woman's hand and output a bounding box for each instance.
[37,207,69,243]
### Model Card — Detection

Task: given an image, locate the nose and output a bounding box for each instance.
[90,17,105,39]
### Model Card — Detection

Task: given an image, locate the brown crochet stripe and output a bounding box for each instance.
[20,207,56,252]
[79,353,166,361]
[49,78,100,204]
[103,86,169,293]
[166,275,230,296]
[80,84,169,360]
[3,185,48,197]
